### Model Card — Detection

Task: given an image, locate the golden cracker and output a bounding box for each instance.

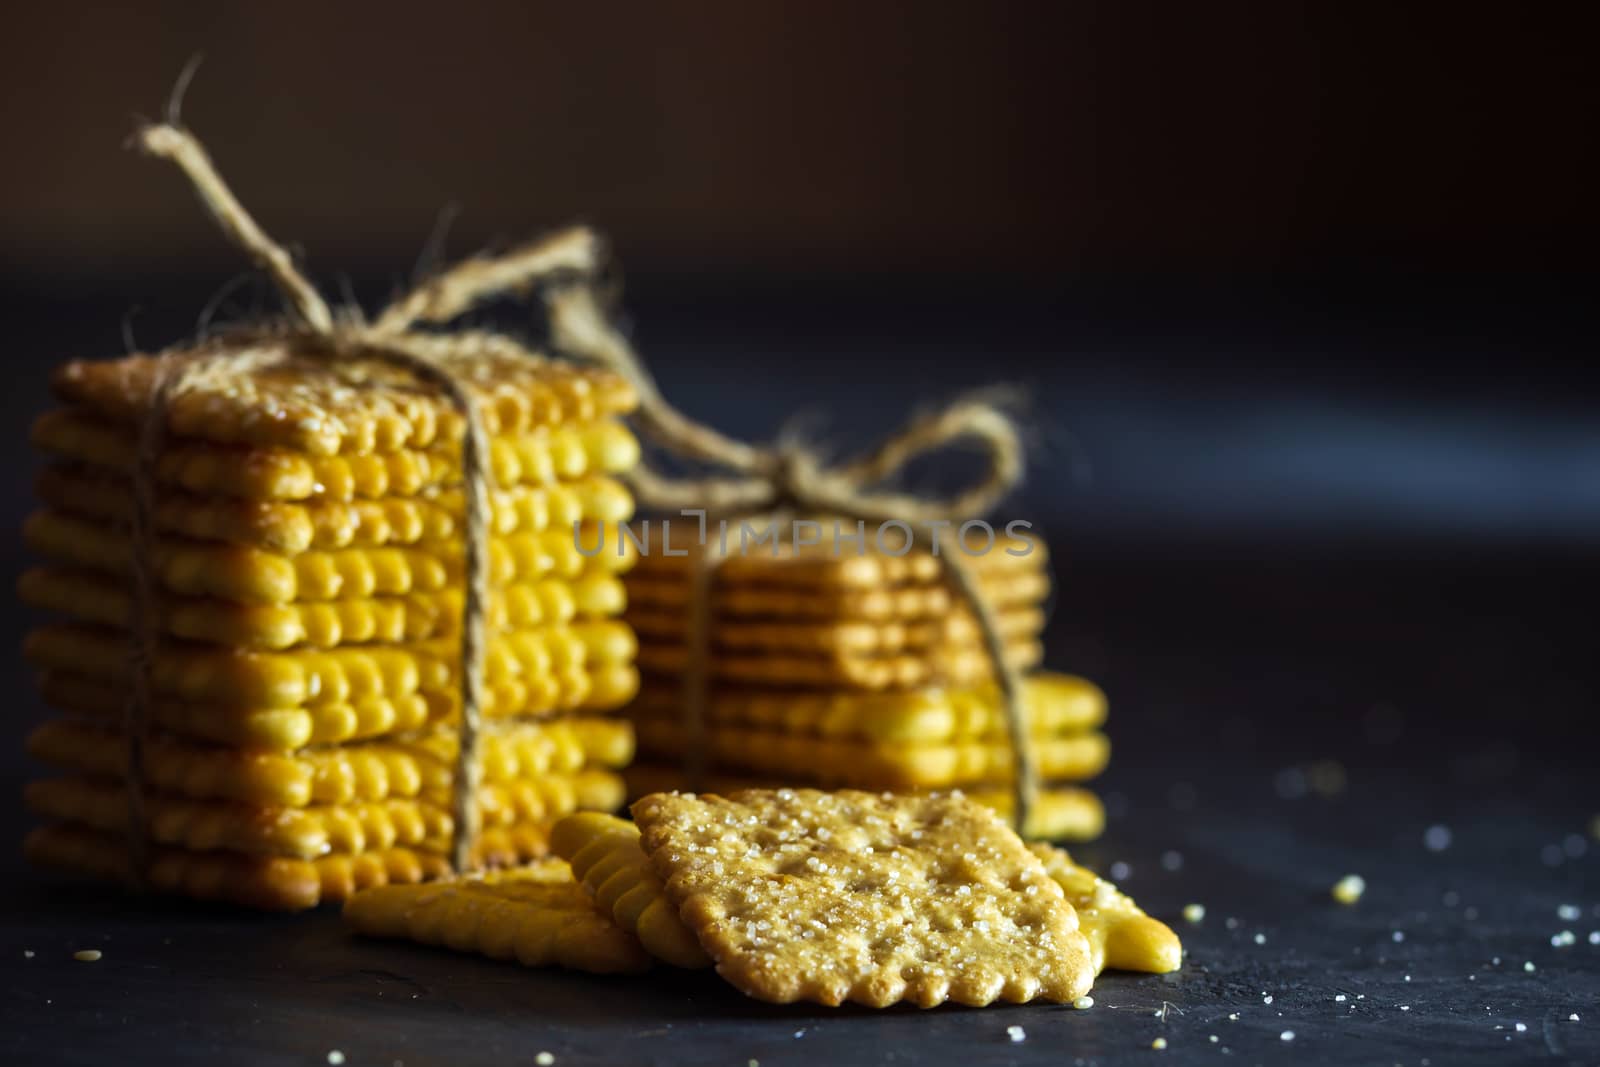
[549,812,710,968]
[1029,844,1182,974]
[25,621,634,710]
[623,568,1050,621]
[37,465,634,554]
[25,822,452,911]
[636,638,1043,691]
[631,723,1109,790]
[33,408,640,502]
[632,788,1094,1007]
[22,568,625,651]
[627,672,1106,744]
[344,863,652,973]
[28,717,635,807]
[39,670,434,750]
[626,606,1045,656]
[28,771,624,859]
[628,531,1046,590]
[53,343,636,456]
[620,764,1104,842]
[25,511,632,603]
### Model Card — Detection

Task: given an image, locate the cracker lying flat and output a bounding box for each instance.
[624,568,1051,622]
[1029,844,1182,974]
[630,723,1110,789]
[632,788,1094,1007]
[344,861,651,973]
[636,639,1043,690]
[626,672,1105,744]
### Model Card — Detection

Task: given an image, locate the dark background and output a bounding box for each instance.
[1,3,1597,1064]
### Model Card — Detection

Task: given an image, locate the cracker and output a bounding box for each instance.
[28,717,635,806]
[25,621,634,711]
[630,723,1108,789]
[22,568,626,650]
[626,607,1045,656]
[628,532,1046,590]
[36,465,634,553]
[25,822,454,910]
[52,342,636,456]
[636,639,1043,690]
[631,788,1094,1006]
[620,764,1105,842]
[344,863,652,973]
[38,670,435,749]
[28,771,623,859]
[623,568,1050,622]
[32,409,640,501]
[1029,844,1182,974]
[626,672,1105,744]
[24,511,632,603]
[549,812,711,968]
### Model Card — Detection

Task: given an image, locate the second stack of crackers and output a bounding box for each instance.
[20,343,646,908]
[622,525,1110,839]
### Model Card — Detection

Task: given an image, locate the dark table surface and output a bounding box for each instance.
[2,551,1596,1067]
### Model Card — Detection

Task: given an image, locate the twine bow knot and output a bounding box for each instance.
[542,287,1041,831]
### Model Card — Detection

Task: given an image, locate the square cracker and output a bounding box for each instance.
[631,788,1094,1007]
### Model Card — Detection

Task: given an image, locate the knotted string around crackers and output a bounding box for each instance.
[544,286,1040,833]
[127,122,603,875]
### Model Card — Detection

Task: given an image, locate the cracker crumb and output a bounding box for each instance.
[1280,1030,1295,1042]
[1007,1025,1026,1043]
[1570,1014,1581,1022]
[1558,904,1581,921]
[1514,1023,1527,1033]
[1523,961,1536,973]
[1335,994,1347,1002]
[1392,930,1405,943]
[327,1054,345,1066]
[1073,995,1095,1010]
[1552,930,1576,947]
[1253,933,1266,945]
[1182,903,1206,924]
[1263,995,1273,1004]
[1400,1005,1411,1012]
[535,1054,554,1067]
[1208,1035,1219,1043]
[73,949,102,962]
[1227,1012,1239,1021]
[1150,1037,1168,1050]
[1331,874,1365,905]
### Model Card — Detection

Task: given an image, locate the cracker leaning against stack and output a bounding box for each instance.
[21,345,645,909]
[347,789,1183,1007]
[620,533,1111,840]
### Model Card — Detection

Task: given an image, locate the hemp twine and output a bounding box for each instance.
[124,122,601,875]
[544,286,1041,833]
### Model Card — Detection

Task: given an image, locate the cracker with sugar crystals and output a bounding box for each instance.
[25,621,634,711]
[636,638,1043,691]
[32,409,640,502]
[25,511,632,603]
[38,670,435,749]
[631,722,1107,790]
[1029,844,1182,974]
[25,822,453,910]
[52,342,636,456]
[623,568,1051,622]
[621,765,1106,842]
[550,812,711,968]
[626,606,1045,657]
[21,568,625,651]
[28,717,634,807]
[628,531,1046,590]
[626,672,1105,744]
[28,770,624,859]
[36,464,633,554]
[631,788,1094,1007]
[344,862,652,973]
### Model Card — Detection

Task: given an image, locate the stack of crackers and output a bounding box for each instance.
[621,532,1111,839]
[347,789,1183,1006]
[20,343,646,909]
